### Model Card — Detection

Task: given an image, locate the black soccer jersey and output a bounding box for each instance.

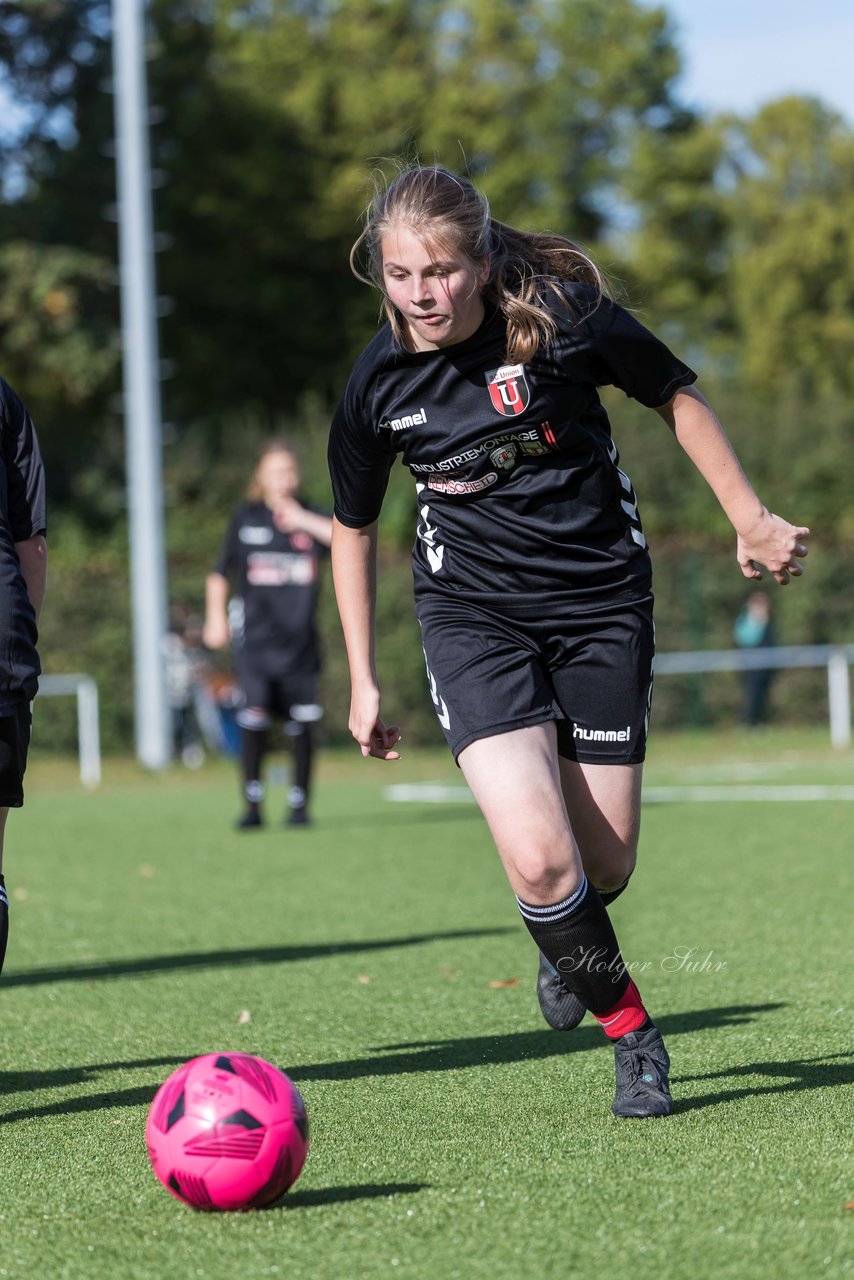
[0,379,46,713]
[215,500,328,672]
[328,284,696,610]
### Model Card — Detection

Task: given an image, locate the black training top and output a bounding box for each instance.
[214,500,329,671]
[328,283,696,612]
[0,378,46,712]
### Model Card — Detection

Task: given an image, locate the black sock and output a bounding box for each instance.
[598,873,632,907]
[0,874,8,978]
[291,728,313,810]
[240,726,266,807]
[517,875,630,1015]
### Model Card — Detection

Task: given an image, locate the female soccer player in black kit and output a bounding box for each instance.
[327,165,809,1118]
[204,441,332,829]
[0,377,47,979]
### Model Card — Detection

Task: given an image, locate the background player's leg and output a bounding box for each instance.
[284,723,312,825]
[235,707,270,828]
[0,807,10,976]
[283,682,323,827]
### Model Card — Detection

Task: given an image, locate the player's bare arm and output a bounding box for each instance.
[15,533,47,620]
[202,571,231,649]
[274,498,334,547]
[656,385,810,586]
[331,517,401,760]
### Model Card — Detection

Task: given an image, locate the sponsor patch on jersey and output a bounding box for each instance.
[247,552,316,586]
[489,443,517,470]
[239,525,274,545]
[426,472,499,495]
[519,438,549,456]
[485,364,530,417]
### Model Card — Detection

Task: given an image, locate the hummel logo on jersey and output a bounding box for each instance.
[380,407,427,432]
[485,365,530,417]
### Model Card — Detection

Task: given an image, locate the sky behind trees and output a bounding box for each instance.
[648,1,854,122]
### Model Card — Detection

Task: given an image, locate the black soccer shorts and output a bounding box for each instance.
[0,701,33,807]
[235,662,323,726]
[417,594,655,764]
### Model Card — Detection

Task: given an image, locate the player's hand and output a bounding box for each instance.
[349,682,401,761]
[736,512,810,587]
[273,498,305,533]
[202,618,230,649]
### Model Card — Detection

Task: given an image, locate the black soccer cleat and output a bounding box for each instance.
[236,809,264,831]
[286,807,310,827]
[611,1021,672,1118]
[536,952,586,1030]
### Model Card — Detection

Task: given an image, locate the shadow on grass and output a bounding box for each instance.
[1,927,512,989]
[0,1056,186,1099]
[269,1182,428,1211]
[8,1002,841,1127]
[0,1081,177,1125]
[284,1003,787,1082]
[672,1050,854,1114]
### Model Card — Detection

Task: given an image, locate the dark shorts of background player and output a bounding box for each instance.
[417,594,655,765]
[0,701,32,808]
[235,660,322,723]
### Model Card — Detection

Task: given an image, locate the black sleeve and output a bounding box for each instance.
[560,289,697,408]
[1,379,47,539]
[327,373,396,529]
[213,507,244,578]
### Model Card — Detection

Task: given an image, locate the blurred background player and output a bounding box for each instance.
[733,589,778,727]
[162,604,209,767]
[0,377,47,978]
[203,440,332,829]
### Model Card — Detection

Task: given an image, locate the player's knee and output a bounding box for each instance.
[512,853,583,905]
[590,849,637,894]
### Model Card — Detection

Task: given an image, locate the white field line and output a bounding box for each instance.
[384,783,854,805]
[643,785,854,803]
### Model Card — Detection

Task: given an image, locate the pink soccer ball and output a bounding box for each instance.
[146,1052,309,1211]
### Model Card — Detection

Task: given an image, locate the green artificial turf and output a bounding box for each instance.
[1,731,851,1280]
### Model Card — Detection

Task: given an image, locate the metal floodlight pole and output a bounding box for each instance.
[111,0,171,768]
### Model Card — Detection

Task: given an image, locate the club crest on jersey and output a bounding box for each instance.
[489,443,517,470]
[485,364,530,417]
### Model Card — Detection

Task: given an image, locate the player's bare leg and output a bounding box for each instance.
[460,728,670,1115]
[458,723,584,904]
[559,760,643,896]
[537,761,643,1029]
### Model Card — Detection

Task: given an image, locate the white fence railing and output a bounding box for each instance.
[37,674,102,788]
[32,644,853,791]
[655,644,854,750]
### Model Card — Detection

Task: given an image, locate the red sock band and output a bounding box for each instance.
[594,977,647,1039]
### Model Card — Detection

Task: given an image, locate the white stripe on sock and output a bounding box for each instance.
[516,875,588,923]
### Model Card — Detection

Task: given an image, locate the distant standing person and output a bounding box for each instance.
[734,590,777,727]
[204,441,332,829]
[0,377,47,978]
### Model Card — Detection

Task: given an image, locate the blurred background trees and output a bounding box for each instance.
[1,0,851,750]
